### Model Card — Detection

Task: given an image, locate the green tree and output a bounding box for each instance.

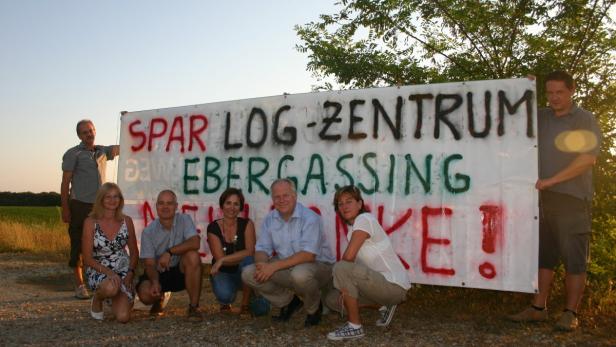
[296,0,616,302]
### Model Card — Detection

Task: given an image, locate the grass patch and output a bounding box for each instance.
[0,206,68,257]
[0,206,62,227]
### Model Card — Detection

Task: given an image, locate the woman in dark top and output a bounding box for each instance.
[207,188,256,313]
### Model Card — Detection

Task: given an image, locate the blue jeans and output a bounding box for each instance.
[211,256,254,305]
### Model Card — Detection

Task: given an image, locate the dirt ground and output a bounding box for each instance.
[0,252,614,346]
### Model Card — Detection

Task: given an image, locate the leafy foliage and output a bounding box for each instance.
[296,0,616,301]
[0,191,60,206]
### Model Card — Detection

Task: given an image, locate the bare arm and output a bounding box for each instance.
[126,217,139,271]
[143,258,159,283]
[207,231,226,263]
[143,257,161,297]
[269,251,316,271]
[212,220,256,265]
[81,217,98,271]
[60,171,72,223]
[255,251,270,264]
[110,145,120,158]
[169,235,200,254]
[341,230,370,262]
[123,217,139,288]
[536,153,597,190]
[156,235,200,270]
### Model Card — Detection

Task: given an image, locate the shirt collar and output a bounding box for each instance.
[550,104,579,119]
[273,202,301,221]
[78,142,100,151]
[156,213,178,231]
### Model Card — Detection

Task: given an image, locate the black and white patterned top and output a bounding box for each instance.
[86,220,134,301]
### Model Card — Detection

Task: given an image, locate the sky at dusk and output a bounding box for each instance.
[0,0,336,193]
[2,1,613,194]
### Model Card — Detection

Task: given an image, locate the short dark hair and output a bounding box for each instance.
[219,187,245,211]
[333,185,367,221]
[545,71,575,90]
[76,119,94,135]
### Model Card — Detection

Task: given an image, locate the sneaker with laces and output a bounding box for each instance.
[507,306,548,322]
[555,310,578,331]
[327,322,365,341]
[376,305,397,327]
[74,284,90,300]
[187,304,203,321]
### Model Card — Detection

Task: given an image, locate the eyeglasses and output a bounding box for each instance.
[104,195,121,200]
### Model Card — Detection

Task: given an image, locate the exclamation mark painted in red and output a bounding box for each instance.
[478,204,503,279]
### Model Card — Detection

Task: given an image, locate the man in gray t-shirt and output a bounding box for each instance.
[509,71,601,331]
[136,190,203,320]
[61,119,119,299]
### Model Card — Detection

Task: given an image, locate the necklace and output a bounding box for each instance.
[221,219,238,253]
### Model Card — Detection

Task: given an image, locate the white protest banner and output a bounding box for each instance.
[118,78,538,293]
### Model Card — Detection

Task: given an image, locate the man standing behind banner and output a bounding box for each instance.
[61,119,119,299]
[509,71,602,331]
[242,178,335,327]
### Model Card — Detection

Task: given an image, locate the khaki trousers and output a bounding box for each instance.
[325,261,407,313]
[242,261,332,314]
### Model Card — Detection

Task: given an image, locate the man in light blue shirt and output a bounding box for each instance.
[242,178,334,327]
[136,190,203,320]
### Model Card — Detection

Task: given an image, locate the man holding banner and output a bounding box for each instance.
[242,178,335,327]
[61,119,119,299]
[509,71,601,331]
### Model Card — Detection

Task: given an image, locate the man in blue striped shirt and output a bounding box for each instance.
[242,178,335,327]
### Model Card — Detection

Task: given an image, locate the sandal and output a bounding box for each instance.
[239,305,252,319]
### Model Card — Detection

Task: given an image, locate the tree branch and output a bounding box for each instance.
[362,1,473,75]
[503,0,531,75]
[431,1,496,74]
[569,0,612,72]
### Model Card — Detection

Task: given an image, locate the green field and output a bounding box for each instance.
[0,206,63,227]
[0,206,68,255]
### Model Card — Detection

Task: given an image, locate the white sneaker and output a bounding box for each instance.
[327,322,365,341]
[376,305,397,327]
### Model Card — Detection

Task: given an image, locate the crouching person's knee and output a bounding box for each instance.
[290,265,316,289]
[241,264,257,287]
[182,250,201,269]
[116,311,131,324]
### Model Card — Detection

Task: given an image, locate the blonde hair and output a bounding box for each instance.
[89,182,125,221]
